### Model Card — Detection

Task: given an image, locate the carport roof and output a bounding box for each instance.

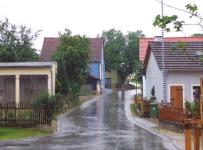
[0,62,56,67]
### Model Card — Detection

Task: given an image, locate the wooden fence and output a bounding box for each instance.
[0,102,51,127]
[159,103,188,124]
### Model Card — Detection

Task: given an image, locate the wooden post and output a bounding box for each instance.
[185,128,192,150]
[185,121,192,150]
[194,128,200,150]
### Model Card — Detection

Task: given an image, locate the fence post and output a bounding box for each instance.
[44,104,51,125]
[194,127,200,150]
[184,119,192,150]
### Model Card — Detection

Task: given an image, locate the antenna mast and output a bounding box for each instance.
[161,0,167,103]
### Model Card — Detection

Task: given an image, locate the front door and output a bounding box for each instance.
[170,85,183,109]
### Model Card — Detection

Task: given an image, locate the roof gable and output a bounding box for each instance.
[41,37,104,62]
[144,41,203,72]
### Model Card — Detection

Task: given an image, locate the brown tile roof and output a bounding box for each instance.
[139,37,203,62]
[144,41,203,72]
[41,37,104,62]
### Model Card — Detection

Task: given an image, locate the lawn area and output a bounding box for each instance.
[0,127,51,140]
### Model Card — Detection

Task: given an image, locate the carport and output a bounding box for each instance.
[0,62,57,104]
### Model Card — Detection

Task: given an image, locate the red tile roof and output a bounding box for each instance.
[41,37,104,62]
[139,37,203,62]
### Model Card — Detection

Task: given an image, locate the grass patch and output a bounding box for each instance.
[0,127,51,140]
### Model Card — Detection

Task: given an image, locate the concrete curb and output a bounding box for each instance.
[125,98,182,150]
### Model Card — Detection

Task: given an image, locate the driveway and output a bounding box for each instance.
[0,90,176,150]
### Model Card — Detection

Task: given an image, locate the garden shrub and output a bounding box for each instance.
[34,92,57,118]
[185,101,200,117]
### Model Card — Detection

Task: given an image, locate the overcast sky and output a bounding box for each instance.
[0,0,203,50]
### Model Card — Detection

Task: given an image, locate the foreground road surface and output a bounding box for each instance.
[0,90,176,150]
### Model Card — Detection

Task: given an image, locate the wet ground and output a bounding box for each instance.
[0,90,175,150]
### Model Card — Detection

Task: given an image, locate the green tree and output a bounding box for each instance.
[53,29,89,96]
[102,29,143,85]
[0,18,40,62]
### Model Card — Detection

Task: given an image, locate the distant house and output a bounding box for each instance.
[41,37,105,94]
[139,37,203,97]
[105,70,121,88]
[143,41,203,108]
[0,62,57,104]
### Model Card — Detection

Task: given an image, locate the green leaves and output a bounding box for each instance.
[186,4,198,15]
[0,18,40,62]
[153,15,184,32]
[52,30,89,95]
[103,29,143,84]
[153,3,201,32]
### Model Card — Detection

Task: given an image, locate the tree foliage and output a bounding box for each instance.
[0,18,39,62]
[153,3,202,32]
[52,29,89,96]
[102,29,144,84]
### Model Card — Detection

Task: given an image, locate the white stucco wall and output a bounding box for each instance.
[142,76,146,98]
[145,52,163,101]
[166,71,203,102]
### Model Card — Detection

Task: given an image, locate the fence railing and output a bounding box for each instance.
[0,103,51,127]
[159,103,188,124]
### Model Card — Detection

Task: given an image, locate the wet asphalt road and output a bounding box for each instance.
[0,90,174,150]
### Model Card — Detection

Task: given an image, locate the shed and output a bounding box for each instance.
[0,62,57,104]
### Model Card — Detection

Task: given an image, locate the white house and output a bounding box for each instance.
[143,41,203,108]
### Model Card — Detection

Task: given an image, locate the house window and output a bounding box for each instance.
[192,86,200,102]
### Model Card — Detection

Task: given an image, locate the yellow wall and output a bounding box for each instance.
[0,63,57,103]
[106,70,121,84]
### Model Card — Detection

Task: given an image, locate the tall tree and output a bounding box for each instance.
[103,29,144,85]
[0,18,40,62]
[53,29,89,96]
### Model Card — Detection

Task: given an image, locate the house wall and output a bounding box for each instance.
[146,52,163,101]
[106,70,121,85]
[166,71,203,102]
[89,63,100,79]
[142,76,146,98]
[0,64,57,103]
[101,44,106,92]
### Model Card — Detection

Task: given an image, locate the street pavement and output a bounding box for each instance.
[0,90,177,150]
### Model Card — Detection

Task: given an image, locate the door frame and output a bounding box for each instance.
[168,84,185,108]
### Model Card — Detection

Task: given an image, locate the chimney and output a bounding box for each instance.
[154,36,163,42]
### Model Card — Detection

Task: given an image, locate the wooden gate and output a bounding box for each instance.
[0,75,15,104]
[20,75,48,103]
[170,85,183,109]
